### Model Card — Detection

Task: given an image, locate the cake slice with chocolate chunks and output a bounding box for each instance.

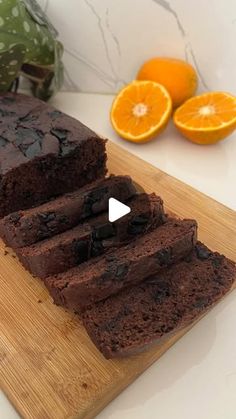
[0,175,137,248]
[44,218,197,311]
[16,193,165,278]
[82,242,236,359]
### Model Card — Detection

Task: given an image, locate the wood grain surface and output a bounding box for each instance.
[0,141,235,419]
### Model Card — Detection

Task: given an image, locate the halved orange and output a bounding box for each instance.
[110,80,172,143]
[174,91,236,145]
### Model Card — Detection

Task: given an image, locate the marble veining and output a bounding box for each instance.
[152,0,186,37]
[105,8,121,58]
[84,0,120,84]
[152,0,209,90]
[37,0,236,94]
[184,43,209,90]
[64,47,122,89]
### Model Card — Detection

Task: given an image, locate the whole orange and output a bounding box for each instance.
[137,57,198,108]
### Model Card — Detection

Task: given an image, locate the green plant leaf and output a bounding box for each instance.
[0,44,25,91]
[22,0,58,36]
[0,0,64,99]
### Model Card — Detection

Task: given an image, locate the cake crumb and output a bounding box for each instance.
[82,382,88,389]
[37,299,42,304]
[4,250,9,256]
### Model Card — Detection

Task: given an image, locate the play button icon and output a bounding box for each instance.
[108,198,131,222]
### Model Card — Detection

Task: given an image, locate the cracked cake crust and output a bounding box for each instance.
[0,93,107,217]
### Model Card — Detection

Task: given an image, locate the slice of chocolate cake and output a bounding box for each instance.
[0,93,107,218]
[0,175,137,248]
[82,242,236,358]
[16,193,165,278]
[45,218,197,311]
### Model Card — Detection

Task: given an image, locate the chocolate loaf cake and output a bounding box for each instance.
[82,242,236,358]
[0,175,137,248]
[45,218,197,311]
[0,93,107,218]
[16,193,165,278]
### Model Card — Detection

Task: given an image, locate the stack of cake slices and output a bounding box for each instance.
[0,93,235,359]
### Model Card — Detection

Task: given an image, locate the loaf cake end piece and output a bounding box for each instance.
[82,242,236,358]
[0,93,107,217]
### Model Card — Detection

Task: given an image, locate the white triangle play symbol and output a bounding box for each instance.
[108,198,131,222]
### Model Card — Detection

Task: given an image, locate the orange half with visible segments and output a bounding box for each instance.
[110,81,172,143]
[174,91,236,145]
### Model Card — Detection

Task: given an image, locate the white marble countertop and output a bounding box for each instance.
[1,92,236,419]
[52,92,236,210]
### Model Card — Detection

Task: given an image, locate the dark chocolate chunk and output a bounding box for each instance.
[46,213,56,222]
[38,212,56,223]
[25,140,42,158]
[26,221,33,230]
[38,212,50,221]
[130,215,149,225]
[36,229,49,240]
[152,281,170,303]
[102,319,117,332]
[16,127,43,145]
[212,257,222,268]
[93,223,115,240]
[0,136,8,147]
[48,110,62,120]
[81,203,92,218]
[56,214,70,226]
[50,128,68,141]
[91,240,104,257]
[59,143,75,157]
[102,306,133,333]
[101,268,113,282]
[50,128,75,157]
[196,245,212,260]
[128,223,146,235]
[106,255,117,262]
[128,212,150,235]
[0,108,15,117]
[115,263,129,279]
[83,187,109,217]
[19,113,39,123]
[156,248,172,266]
[9,212,21,225]
[15,128,43,158]
[73,240,89,263]
[87,187,108,204]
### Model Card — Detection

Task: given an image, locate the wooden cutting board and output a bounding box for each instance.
[0,141,235,419]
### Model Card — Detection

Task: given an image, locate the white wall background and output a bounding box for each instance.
[38,0,236,94]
